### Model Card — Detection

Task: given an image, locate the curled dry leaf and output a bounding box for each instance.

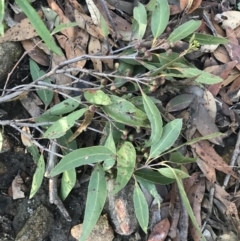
[148,218,170,241]
[191,138,240,180]
[21,39,50,66]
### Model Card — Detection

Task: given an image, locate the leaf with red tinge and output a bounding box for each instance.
[148,218,170,241]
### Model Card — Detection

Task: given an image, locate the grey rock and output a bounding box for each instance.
[15,204,54,241]
[106,179,138,236]
[0,42,23,85]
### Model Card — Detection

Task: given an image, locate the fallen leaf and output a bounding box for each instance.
[88,36,102,72]
[215,11,240,30]
[148,218,170,241]
[12,173,25,199]
[86,0,101,25]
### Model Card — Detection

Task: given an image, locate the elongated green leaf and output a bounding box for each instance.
[135,168,175,184]
[83,90,112,105]
[185,33,228,45]
[58,130,77,200]
[0,0,4,36]
[146,0,157,11]
[171,169,207,241]
[43,108,87,139]
[29,154,45,199]
[170,151,197,164]
[27,145,40,163]
[137,177,162,208]
[151,0,169,41]
[102,95,149,127]
[168,67,223,84]
[168,20,201,44]
[112,142,136,194]
[149,119,182,159]
[133,182,149,233]
[158,167,189,179]
[15,0,62,55]
[103,130,116,171]
[142,92,162,147]
[51,22,78,35]
[80,164,107,241]
[51,146,115,176]
[42,96,81,116]
[133,2,147,40]
[29,59,53,107]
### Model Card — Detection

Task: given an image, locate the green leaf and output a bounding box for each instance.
[136,177,162,208]
[142,92,163,147]
[169,167,207,241]
[51,146,115,176]
[41,96,81,116]
[146,0,157,11]
[102,95,149,127]
[51,22,78,35]
[158,167,189,179]
[43,108,87,139]
[133,182,149,233]
[27,145,40,163]
[58,130,78,200]
[0,0,4,36]
[29,59,53,107]
[0,131,3,152]
[135,168,175,184]
[103,130,116,171]
[170,152,197,164]
[168,67,223,84]
[112,142,136,194]
[100,14,109,37]
[133,2,147,40]
[29,154,45,199]
[83,90,112,105]
[151,0,169,41]
[15,0,62,55]
[80,164,107,241]
[149,119,182,159]
[168,20,201,44]
[185,33,228,45]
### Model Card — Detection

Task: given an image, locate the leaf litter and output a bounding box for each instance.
[2,0,240,240]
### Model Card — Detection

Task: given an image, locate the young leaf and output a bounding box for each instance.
[29,154,45,199]
[149,119,182,159]
[83,90,112,105]
[80,164,107,241]
[170,151,197,164]
[168,67,223,84]
[133,2,147,40]
[43,108,87,139]
[29,59,53,107]
[158,167,189,179]
[51,22,78,35]
[111,141,136,194]
[185,33,228,45]
[102,95,149,128]
[58,129,78,200]
[168,20,201,44]
[0,0,4,36]
[151,0,170,42]
[133,182,149,233]
[15,0,62,55]
[41,96,81,116]
[51,146,115,176]
[135,168,175,184]
[142,92,163,147]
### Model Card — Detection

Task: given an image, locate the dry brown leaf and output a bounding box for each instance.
[213,46,231,64]
[12,173,25,199]
[21,126,32,147]
[192,139,240,180]
[196,157,216,183]
[203,89,217,121]
[183,172,201,194]
[68,110,94,142]
[148,218,170,241]
[170,4,182,15]
[101,41,113,69]
[67,0,85,14]
[0,17,39,44]
[88,36,102,72]
[47,0,75,41]
[86,0,101,25]
[21,39,50,66]
[74,28,89,51]
[186,0,202,14]
[106,0,134,15]
[188,178,205,241]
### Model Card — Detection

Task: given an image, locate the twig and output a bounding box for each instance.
[222,129,240,189]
